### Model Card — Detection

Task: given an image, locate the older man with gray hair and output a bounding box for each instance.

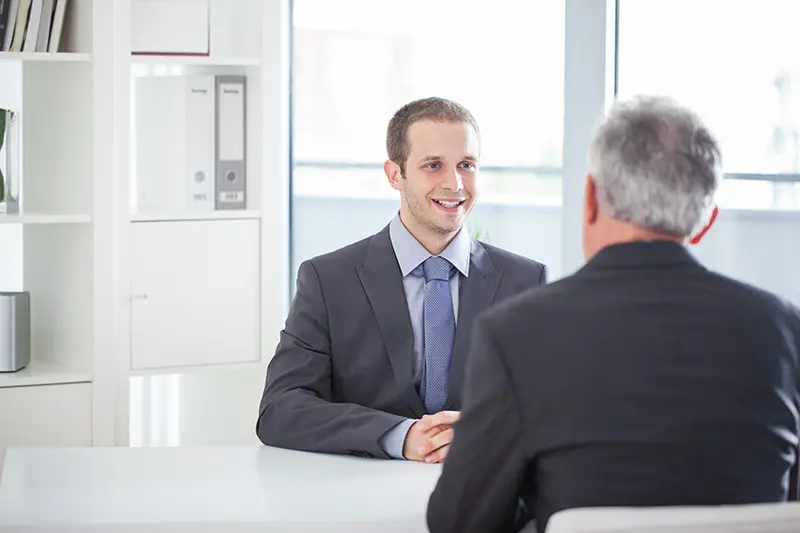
[426,95,800,533]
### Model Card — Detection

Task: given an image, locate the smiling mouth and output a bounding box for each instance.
[432,199,466,208]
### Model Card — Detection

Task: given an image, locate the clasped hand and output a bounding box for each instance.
[403,410,460,463]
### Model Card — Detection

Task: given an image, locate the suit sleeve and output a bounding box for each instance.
[788,302,800,500]
[255,260,408,459]
[427,314,529,533]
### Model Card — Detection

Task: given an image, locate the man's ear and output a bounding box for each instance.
[584,174,599,225]
[689,205,719,245]
[385,160,403,191]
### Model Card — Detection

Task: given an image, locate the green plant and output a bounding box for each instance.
[468,222,490,243]
[0,108,14,203]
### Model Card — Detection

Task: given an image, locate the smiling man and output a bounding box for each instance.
[256,97,548,463]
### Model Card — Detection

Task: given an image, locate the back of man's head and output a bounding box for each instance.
[586,96,722,246]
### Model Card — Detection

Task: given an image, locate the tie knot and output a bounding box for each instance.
[423,256,453,282]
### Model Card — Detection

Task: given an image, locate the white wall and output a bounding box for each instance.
[0,226,22,289]
[692,210,800,305]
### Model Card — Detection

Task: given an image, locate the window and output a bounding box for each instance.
[617,0,800,305]
[617,0,800,210]
[291,0,566,286]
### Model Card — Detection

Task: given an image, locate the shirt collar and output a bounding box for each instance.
[389,213,471,278]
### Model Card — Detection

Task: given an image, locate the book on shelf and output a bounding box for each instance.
[0,0,9,48]
[134,73,247,214]
[0,0,68,53]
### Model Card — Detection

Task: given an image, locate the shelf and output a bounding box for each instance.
[0,214,92,224]
[130,54,260,67]
[130,359,263,376]
[0,52,91,63]
[131,210,261,222]
[0,361,92,389]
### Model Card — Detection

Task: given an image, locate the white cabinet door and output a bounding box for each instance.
[0,383,93,475]
[130,219,260,370]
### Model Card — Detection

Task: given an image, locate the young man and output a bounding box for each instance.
[256,97,547,462]
[427,95,800,532]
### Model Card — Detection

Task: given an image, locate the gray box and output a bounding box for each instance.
[0,291,30,372]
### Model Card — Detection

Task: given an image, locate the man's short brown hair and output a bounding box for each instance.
[386,97,480,174]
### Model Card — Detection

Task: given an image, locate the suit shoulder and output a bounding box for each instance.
[480,242,547,276]
[478,272,577,328]
[301,233,374,272]
[480,241,545,270]
[704,270,800,324]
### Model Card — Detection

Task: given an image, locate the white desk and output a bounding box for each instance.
[0,445,442,532]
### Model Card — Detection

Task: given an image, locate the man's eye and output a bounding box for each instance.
[426,162,440,169]
[460,162,475,169]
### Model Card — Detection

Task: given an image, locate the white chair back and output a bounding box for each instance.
[545,502,800,533]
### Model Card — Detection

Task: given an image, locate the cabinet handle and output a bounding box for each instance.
[130,293,149,300]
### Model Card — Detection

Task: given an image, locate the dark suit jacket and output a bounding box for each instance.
[427,241,800,533]
[255,224,547,459]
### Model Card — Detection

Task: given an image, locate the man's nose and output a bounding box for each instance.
[441,168,464,192]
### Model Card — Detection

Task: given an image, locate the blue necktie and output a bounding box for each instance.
[422,256,456,414]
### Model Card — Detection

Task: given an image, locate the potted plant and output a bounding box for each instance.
[468,220,490,242]
[0,108,17,213]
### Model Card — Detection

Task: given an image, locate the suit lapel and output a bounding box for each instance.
[445,240,502,410]
[356,226,426,418]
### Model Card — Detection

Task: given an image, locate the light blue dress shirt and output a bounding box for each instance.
[378,214,471,459]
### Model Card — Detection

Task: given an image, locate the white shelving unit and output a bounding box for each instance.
[129,55,261,67]
[0,361,93,388]
[0,0,290,451]
[130,210,261,222]
[0,214,92,224]
[0,52,91,62]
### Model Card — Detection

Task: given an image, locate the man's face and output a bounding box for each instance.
[391,119,480,237]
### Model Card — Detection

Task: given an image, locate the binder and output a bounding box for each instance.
[185,75,215,210]
[135,74,216,213]
[0,0,11,49]
[214,75,246,210]
[9,0,29,51]
[46,0,67,53]
[34,0,53,52]
[21,0,42,52]
[1,0,20,52]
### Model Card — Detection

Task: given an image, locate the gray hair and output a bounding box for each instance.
[587,95,722,237]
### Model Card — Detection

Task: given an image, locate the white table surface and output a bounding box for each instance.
[0,445,442,532]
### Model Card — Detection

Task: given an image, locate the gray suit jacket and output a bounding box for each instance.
[256,224,547,459]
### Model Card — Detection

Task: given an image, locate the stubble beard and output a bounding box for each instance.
[404,189,462,237]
